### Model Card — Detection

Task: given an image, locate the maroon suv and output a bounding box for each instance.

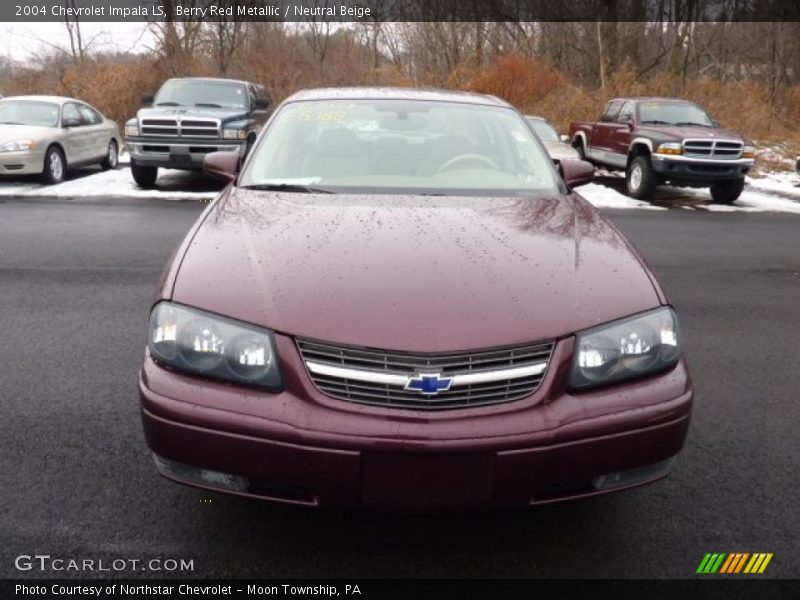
[139,88,693,511]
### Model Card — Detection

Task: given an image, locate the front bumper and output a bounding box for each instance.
[0,151,45,176]
[126,136,245,170]
[139,335,693,511]
[651,154,753,184]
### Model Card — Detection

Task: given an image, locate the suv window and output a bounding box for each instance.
[601,100,623,123]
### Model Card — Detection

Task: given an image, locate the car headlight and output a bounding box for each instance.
[222,128,248,140]
[124,120,139,137]
[0,140,35,153]
[741,145,755,159]
[148,301,282,390]
[569,307,681,391]
[655,142,682,156]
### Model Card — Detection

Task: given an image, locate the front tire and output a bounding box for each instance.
[131,161,158,188]
[101,140,118,170]
[41,146,66,184]
[626,155,657,199]
[710,178,745,204]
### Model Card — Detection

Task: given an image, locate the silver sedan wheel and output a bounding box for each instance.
[50,151,64,181]
[108,141,118,168]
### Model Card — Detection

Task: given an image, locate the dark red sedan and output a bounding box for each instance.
[140,88,692,510]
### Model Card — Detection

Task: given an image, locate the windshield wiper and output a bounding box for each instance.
[675,121,711,127]
[640,119,672,125]
[155,102,181,106]
[242,183,334,194]
[194,102,222,108]
[0,121,25,125]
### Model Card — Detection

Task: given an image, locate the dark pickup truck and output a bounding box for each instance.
[124,77,271,187]
[569,97,754,203]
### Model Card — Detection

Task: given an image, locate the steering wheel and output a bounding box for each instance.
[436,153,499,174]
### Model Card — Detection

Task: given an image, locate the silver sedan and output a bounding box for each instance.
[526,115,580,163]
[0,95,122,184]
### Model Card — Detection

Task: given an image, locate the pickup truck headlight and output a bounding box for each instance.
[222,128,248,140]
[741,145,755,159]
[149,301,283,391]
[655,142,682,156]
[569,307,681,391]
[0,140,35,153]
[124,120,139,137]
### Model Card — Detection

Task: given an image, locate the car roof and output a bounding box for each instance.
[166,77,253,86]
[525,115,554,122]
[285,87,510,107]
[611,97,697,103]
[1,95,77,104]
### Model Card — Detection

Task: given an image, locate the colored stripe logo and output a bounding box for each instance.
[696,552,773,574]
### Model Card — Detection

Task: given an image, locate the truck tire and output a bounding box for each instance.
[131,161,158,188]
[626,156,657,199]
[573,138,587,161]
[710,178,745,204]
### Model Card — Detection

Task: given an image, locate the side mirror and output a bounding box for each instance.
[559,134,569,143]
[62,117,81,128]
[254,97,270,110]
[204,151,240,182]
[141,93,154,106]
[559,158,594,189]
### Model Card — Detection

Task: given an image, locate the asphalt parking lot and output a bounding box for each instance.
[1,186,798,579]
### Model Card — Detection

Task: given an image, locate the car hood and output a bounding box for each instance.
[637,125,745,142]
[137,106,249,124]
[0,124,55,144]
[171,190,662,352]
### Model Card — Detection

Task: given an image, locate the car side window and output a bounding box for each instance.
[601,100,623,123]
[62,103,83,126]
[617,101,633,123]
[78,105,101,125]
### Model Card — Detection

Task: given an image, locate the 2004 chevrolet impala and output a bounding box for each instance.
[140,88,692,510]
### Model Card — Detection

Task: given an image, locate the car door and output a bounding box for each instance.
[77,104,107,161]
[605,100,634,168]
[60,102,92,164]
[591,100,623,163]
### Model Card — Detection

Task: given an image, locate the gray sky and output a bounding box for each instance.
[0,22,155,62]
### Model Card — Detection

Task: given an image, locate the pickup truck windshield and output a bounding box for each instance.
[0,100,60,127]
[638,102,713,127]
[240,99,560,197]
[155,80,247,109]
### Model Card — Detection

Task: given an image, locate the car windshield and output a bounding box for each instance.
[638,102,713,126]
[0,100,60,127]
[155,80,247,109]
[527,118,559,142]
[240,99,560,196]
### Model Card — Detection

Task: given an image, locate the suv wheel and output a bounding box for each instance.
[710,178,745,204]
[626,155,657,199]
[131,161,158,188]
[101,140,118,170]
[42,146,66,184]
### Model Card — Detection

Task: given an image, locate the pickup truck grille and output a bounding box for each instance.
[297,338,554,410]
[683,139,743,159]
[140,117,219,139]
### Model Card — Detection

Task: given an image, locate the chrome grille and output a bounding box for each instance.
[298,339,554,410]
[683,139,742,159]
[140,117,219,139]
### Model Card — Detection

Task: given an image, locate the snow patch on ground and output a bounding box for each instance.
[578,183,666,210]
[0,165,219,200]
[746,172,800,199]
